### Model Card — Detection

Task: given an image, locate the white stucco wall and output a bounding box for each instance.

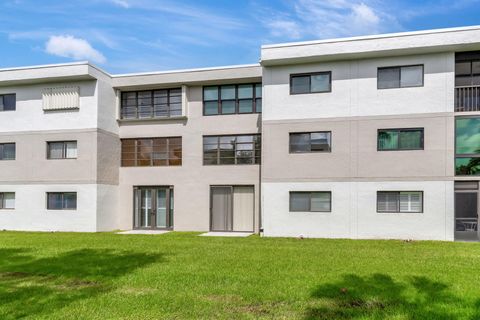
[262,181,454,241]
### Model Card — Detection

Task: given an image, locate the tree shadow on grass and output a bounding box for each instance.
[305,273,475,320]
[0,248,163,319]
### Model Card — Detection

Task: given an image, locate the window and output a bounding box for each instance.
[455,59,480,86]
[42,87,79,110]
[377,191,423,213]
[377,65,423,89]
[121,89,182,119]
[455,117,480,175]
[0,94,16,111]
[203,83,262,115]
[290,132,331,153]
[121,137,182,167]
[0,192,15,209]
[203,134,261,165]
[289,192,331,212]
[47,192,77,210]
[290,72,331,94]
[47,141,77,159]
[0,143,15,160]
[377,128,424,151]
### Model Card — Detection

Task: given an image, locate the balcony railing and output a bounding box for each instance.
[455,86,480,112]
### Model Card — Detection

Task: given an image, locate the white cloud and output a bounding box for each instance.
[110,0,129,8]
[45,35,106,63]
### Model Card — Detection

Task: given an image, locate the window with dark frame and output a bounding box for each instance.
[377,191,423,213]
[203,83,262,116]
[47,192,77,210]
[121,137,182,167]
[47,141,77,159]
[377,128,424,151]
[290,72,331,94]
[0,94,16,111]
[289,132,331,153]
[121,89,182,119]
[289,191,331,212]
[0,143,15,160]
[203,134,261,165]
[377,65,424,89]
[0,192,15,209]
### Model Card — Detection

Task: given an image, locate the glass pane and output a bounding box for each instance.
[399,191,422,213]
[48,142,64,159]
[290,133,310,152]
[65,142,77,158]
[291,76,310,94]
[239,100,253,113]
[377,192,399,212]
[221,85,235,100]
[221,100,235,114]
[473,61,480,74]
[3,94,15,111]
[290,193,310,211]
[203,87,218,101]
[311,192,331,212]
[456,61,471,76]
[3,193,15,209]
[310,132,331,152]
[255,84,262,98]
[48,193,63,209]
[399,130,422,149]
[378,130,399,150]
[455,76,472,87]
[255,98,262,113]
[456,117,480,154]
[456,157,480,175]
[2,144,15,160]
[311,74,330,92]
[63,193,77,209]
[0,96,3,111]
[238,84,253,99]
[204,101,219,115]
[378,68,400,89]
[400,66,423,87]
[156,189,167,228]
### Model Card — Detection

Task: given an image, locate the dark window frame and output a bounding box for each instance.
[120,88,183,120]
[46,141,77,160]
[0,94,16,112]
[121,137,182,167]
[0,143,15,160]
[454,116,480,176]
[377,128,424,151]
[290,71,332,95]
[203,134,261,165]
[202,83,262,116]
[377,65,424,89]
[376,191,424,213]
[289,191,332,212]
[454,58,480,87]
[289,131,332,153]
[0,192,15,209]
[46,192,77,210]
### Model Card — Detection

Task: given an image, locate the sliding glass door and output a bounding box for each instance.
[455,181,479,241]
[134,186,173,229]
[210,186,254,232]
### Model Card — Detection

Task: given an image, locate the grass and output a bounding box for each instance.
[0,232,479,319]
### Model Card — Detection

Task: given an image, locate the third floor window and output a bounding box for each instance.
[203,84,262,115]
[0,94,15,111]
[121,89,182,119]
[0,143,15,160]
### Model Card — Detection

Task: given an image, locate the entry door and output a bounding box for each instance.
[210,186,254,232]
[455,181,479,241]
[134,187,173,229]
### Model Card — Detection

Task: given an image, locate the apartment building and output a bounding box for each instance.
[0,26,480,241]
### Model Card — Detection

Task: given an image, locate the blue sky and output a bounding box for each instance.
[1,0,480,74]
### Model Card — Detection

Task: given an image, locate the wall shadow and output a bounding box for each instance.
[0,248,163,319]
[305,273,475,320]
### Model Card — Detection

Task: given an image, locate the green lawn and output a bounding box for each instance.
[0,232,479,319]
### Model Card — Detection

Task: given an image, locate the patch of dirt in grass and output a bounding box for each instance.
[204,294,243,303]
[116,287,157,296]
[233,301,289,317]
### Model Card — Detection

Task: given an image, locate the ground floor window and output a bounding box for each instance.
[377,191,423,213]
[47,192,77,210]
[289,191,331,212]
[0,192,15,209]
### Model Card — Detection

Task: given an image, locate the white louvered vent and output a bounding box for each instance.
[42,86,80,110]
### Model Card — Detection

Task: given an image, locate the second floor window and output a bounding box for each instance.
[290,132,331,153]
[0,143,15,160]
[377,128,424,151]
[0,192,15,209]
[377,65,423,89]
[0,94,16,111]
[203,134,261,165]
[203,84,262,115]
[47,141,77,159]
[121,137,182,167]
[121,89,182,119]
[290,72,331,94]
